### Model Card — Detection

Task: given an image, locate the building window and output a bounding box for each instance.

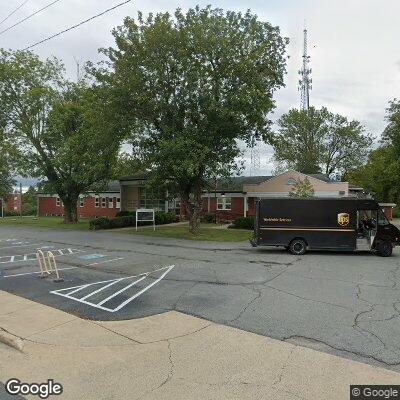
[14,196,18,201]
[101,197,106,208]
[14,206,18,211]
[116,197,121,209]
[217,197,232,211]
[95,196,99,208]
[139,188,164,210]
[339,191,345,196]
[79,197,84,207]
[108,198,113,208]
[287,178,297,185]
[56,197,61,207]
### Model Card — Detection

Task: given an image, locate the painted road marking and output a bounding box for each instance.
[50,265,175,312]
[85,257,124,267]
[3,267,78,278]
[0,248,86,264]
[0,238,26,243]
[0,242,40,250]
[79,254,105,260]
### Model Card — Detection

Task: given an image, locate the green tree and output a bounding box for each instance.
[347,146,399,202]
[288,177,315,198]
[21,185,38,216]
[0,50,123,222]
[0,132,15,200]
[382,99,400,154]
[349,99,400,203]
[272,107,372,177]
[96,7,288,233]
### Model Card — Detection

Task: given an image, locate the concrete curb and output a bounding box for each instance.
[0,328,24,352]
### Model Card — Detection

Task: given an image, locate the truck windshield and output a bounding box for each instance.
[378,209,390,226]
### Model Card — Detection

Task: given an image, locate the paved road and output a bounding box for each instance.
[0,226,399,373]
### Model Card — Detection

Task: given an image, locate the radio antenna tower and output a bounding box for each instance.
[249,136,261,177]
[298,27,312,110]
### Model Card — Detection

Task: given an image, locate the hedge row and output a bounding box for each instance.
[89,216,135,230]
[228,216,254,230]
[90,211,179,230]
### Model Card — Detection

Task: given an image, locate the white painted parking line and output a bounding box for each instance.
[3,267,78,278]
[0,248,86,264]
[85,257,124,267]
[50,265,175,312]
[0,243,40,250]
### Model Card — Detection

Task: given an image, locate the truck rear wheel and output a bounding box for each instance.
[289,239,307,255]
[376,241,393,257]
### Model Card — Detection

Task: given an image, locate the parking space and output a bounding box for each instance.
[1,226,400,373]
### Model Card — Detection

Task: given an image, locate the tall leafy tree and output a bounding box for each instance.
[272,107,372,177]
[0,49,123,222]
[0,122,15,200]
[0,149,15,200]
[347,99,400,203]
[382,99,400,155]
[289,177,315,198]
[95,6,288,233]
[347,146,399,202]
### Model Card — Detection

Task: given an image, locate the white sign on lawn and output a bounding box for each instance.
[136,209,155,231]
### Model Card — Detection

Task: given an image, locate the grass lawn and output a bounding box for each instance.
[0,216,90,230]
[0,217,251,242]
[128,223,252,242]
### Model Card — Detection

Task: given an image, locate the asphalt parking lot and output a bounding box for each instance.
[0,225,399,373]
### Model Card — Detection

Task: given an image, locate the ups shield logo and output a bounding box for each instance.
[337,213,350,227]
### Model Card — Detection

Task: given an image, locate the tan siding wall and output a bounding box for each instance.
[243,171,349,196]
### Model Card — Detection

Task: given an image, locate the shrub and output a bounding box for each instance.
[230,216,254,230]
[155,211,179,225]
[3,211,19,217]
[392,207,400,219]
[203,212,215,223]
[115,210,135,217]
[89,216,135,230]
[89,211,179,230]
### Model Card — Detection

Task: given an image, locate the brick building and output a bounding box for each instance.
[3,193,22,213]
[37,171,396,221]
[37,181,121,218]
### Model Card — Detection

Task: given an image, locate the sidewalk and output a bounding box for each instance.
[0,290,399,399]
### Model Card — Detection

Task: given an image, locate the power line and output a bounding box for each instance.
[23,0,132,50]
[0,0,30,26]
[0,0,62,37]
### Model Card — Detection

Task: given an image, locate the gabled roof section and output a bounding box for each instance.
[212,176,273,191]
[119,172,150,181]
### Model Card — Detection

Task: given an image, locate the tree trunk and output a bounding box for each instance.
[183,188,202,234]
[62,194,79,223]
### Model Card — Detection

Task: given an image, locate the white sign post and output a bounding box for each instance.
[136,209,155,231]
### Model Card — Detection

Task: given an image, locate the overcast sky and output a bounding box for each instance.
[2,0,400,178]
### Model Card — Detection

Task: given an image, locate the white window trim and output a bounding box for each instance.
[79,197,84,207]
[116,197,121,209]
[95,196,99,208]
[109,198,114,209]
[56,197,61,207]
[217,197,232,211]
[101,197,107,208]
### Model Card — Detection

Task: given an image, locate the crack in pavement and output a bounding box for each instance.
[273,347,296,386]
[263,284,353,311]
[283,334,400,368]
[229,287,263,324]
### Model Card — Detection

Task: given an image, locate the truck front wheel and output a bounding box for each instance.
[376,241,393,257]
[289,239,307,255]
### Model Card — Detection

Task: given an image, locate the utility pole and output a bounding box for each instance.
[298,27,312,110]
[19,182,22,218]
